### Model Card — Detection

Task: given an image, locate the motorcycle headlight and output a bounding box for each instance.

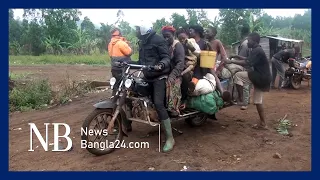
[110,77,116,86]
[124,79,133,88]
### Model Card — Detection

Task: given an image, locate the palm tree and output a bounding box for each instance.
[43,36,65,55]
[67,28,89,55]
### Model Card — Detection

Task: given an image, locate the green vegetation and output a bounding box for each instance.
[9,79,52,112]
[8,75,95,112]
[9,9,311,59]
[9,53,139,65]
[9,54,110,65]
[9,72,31,80]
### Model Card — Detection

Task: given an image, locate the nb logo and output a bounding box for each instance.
[28,123,73,152]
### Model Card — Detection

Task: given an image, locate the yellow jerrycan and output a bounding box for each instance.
[200,50,217,68]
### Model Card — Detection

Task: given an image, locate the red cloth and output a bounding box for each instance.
[161,26,176,33]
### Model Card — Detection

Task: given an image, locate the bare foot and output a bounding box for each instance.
[251,123,268,130]
[240,106,248,110]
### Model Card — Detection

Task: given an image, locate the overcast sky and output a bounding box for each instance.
[12,9,309,26]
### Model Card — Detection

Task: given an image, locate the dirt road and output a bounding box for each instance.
[9,65,311,171]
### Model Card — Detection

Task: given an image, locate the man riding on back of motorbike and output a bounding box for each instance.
[126,20,175,152]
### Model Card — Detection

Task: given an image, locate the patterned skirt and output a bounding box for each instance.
[166,77,182,113]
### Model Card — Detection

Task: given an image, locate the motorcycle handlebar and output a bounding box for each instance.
[115,62,158,71]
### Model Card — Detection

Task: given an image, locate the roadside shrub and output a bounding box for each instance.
[9,79,52,112]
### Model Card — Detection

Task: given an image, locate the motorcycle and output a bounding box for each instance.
[81,63,235,156]
[284,56,311,89]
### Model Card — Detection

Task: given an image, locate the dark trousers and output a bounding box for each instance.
[181,72,192,102]
[150,79,169,121]
[193,65,210,79]
[111,69,122,95]
[271,57,285,88]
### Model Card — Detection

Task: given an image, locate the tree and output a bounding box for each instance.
[153,18,169,33]
[118,20,132,36]
[291,10,311,31]
[23,9,82,46]
[170,13,188,29]
[96,23,113,53]
[186,9,198,26]
[27,19,46,55]
[8,8,311,56]
[258,13,273,27]
[218,9,262,45]
[9,9,22,44]
[81,16,96,39]
[197,9,216,28]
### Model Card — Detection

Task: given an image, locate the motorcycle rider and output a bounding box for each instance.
[271,46,300,89]
[128,20,175,152]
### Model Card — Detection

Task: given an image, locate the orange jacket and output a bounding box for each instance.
[108,36,132,58]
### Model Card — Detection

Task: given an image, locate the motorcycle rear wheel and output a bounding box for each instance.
[81,108,123,156]
[185,113,208,127]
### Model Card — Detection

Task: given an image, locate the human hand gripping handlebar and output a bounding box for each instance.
[114,61,164,71]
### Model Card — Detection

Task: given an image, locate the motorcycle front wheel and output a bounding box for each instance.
[81,108,123,156]
[290,76,302,89]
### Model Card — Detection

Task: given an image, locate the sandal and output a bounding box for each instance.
[179,103,186,110]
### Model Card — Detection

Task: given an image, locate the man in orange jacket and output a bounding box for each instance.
[108,28,133,94]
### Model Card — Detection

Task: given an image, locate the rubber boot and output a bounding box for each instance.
[162,119,175,152]
[123,118,132,132]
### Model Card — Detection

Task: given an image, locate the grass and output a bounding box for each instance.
[8,70,93,112]
[9,79,52,112]
[302,47,311,57]
[9,72,32,80]
[9,53,139,66]
[9,47,310,66]
[9,76,93,112]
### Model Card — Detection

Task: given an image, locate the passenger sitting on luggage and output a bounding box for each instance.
[161,25,185,117]
[176,28,201,109]
[188,25,231,103]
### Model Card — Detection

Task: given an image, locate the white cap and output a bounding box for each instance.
[135,20,153,36]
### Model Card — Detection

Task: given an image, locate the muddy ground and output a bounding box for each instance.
[9,65,311,171]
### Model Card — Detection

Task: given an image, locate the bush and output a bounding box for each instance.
[9,79,52,112]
